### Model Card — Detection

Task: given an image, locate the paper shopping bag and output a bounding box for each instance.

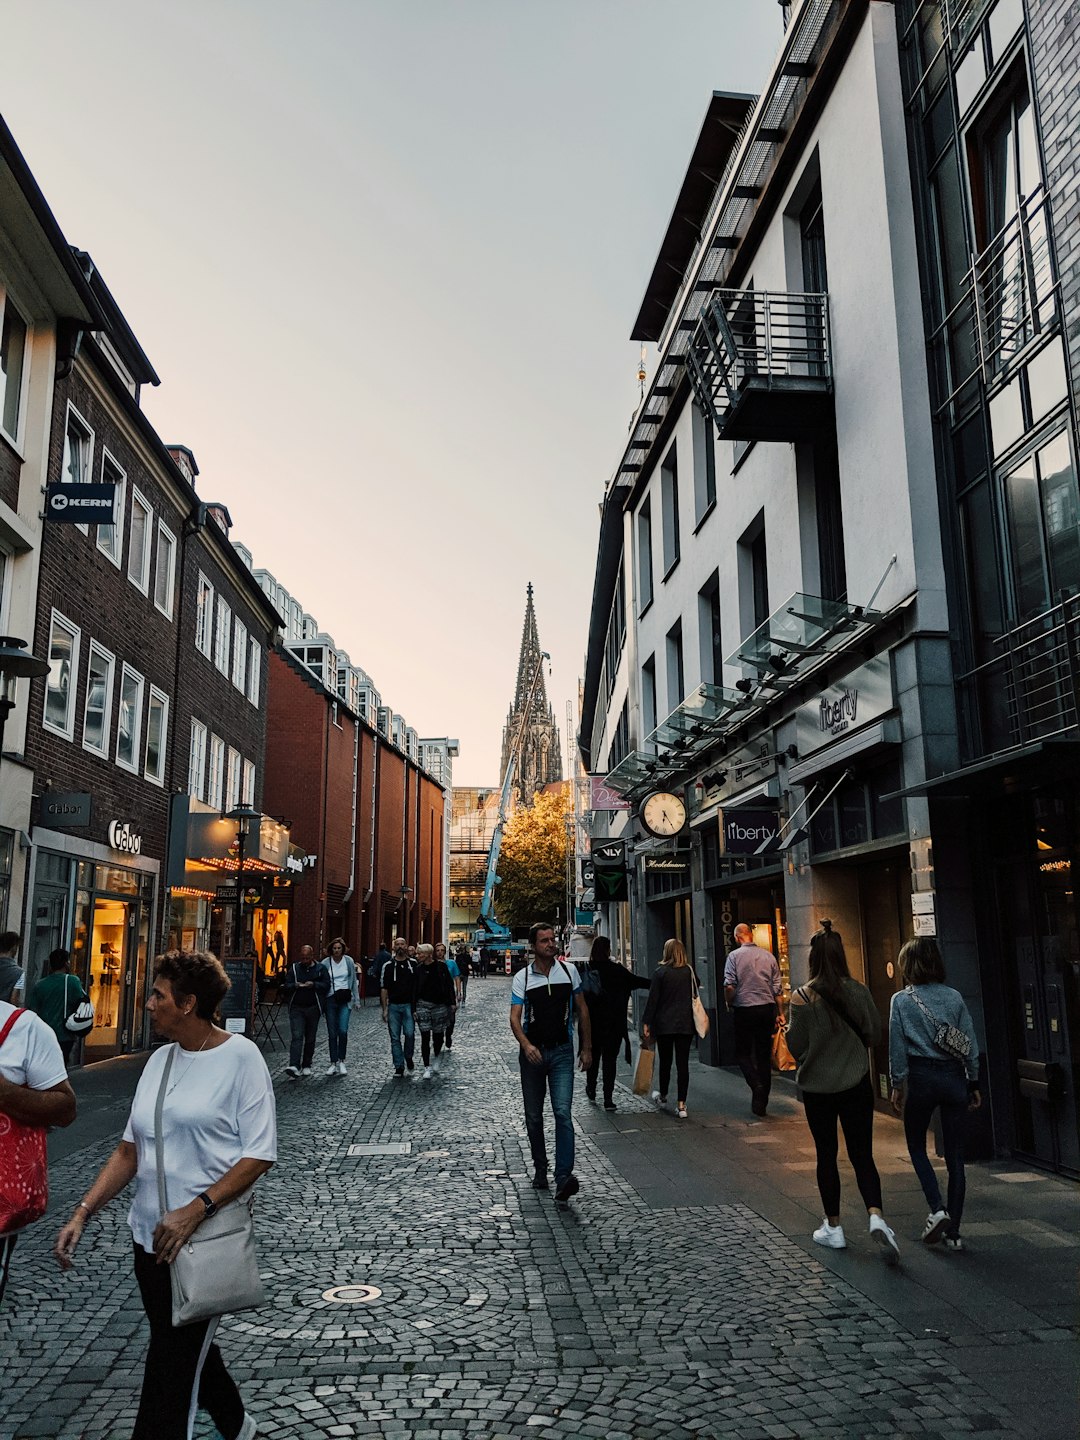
[632,1045,655,1096]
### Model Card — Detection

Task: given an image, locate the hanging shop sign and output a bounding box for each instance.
[40,791,91,827]
[796,655,893,756]
[588,777,631,812]
[641,855,690,874]
[721,807,781,855]
[107,819,143,855]
[44,482,117,523]
[592,838,629,902]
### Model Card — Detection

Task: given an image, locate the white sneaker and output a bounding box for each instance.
[431,1058,441,1074]
[941,1233,964,1252]
[338,1060,347,1076]
[325,1063,339,1076]
[285,1065,299,1078]
[921,1209,949,1245]
[813,1219,847,1249]
[238,1415,258,1440]
[651,1091,667,1107]
[301,1067,312,1077]
[869,1214,900,1265]
[676,1103,688,1120]
[423,1067,432,1080]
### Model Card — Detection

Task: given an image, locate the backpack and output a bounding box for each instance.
[580,964,603,1000]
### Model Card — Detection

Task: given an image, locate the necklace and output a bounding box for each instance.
[166,1027,215,1097]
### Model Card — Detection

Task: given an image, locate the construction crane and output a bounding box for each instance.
[472,649,549,954]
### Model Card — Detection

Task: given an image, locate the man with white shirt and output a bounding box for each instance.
[0,996,77,1302]
[724,924,784,1116]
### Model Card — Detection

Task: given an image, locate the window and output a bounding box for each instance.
[188,719,207,800]
[641,655,657,738]
[144,687,169,785]
[242,759,256,806]
[116,664,144,772]
[62,405,94,535]
[127,489,152,594]
[207,735,225,810]
[226,747,242,807]
[637,499,654,613]
[44,611,80,739]
[154,521,176,617]
[232,619,248,691]
[246,636,261,704]
[195,574,214,657]
[691,404,716,523]
[660,446,680,575]
[96,453,126,567]
[214,599,232,675]
[813,434,847,602]
[0,291,28,443]
[605,701,630,772]
[1003,432,1080,621]
[82,642,115,756]
[751,529,769,629]
[800,177,829,292]
[666,620,684,710]
[698,573,722,685]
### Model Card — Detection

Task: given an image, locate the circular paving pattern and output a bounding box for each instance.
[321,1283,383,1304]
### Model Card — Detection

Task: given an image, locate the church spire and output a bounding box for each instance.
[500,583,563,805]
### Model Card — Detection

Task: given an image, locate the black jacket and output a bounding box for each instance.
[642,964,696,1036]
[585,958,650,1042]
[282,961,331,1011]
[381,957,418,1006]
[415,960,455,1007]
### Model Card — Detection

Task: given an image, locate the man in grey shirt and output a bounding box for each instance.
[724,924,783,1116]
[0,932,24,1004]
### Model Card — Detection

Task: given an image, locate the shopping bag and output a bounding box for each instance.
[0,1010,49,1234]
[772,1020,797,1072]
[632,1045,655,1096]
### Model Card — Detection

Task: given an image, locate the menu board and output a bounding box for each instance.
[219,956,256,1037]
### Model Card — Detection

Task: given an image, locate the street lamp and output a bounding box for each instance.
[0,637,49,759]
[223,803,262,955]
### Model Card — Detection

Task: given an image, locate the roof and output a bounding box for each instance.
[630,91,756,344]
[74,251,160,386]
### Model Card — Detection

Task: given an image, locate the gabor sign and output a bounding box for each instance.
[108,820,143,854]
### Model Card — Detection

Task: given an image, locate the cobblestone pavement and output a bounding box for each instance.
[1,981,1072,1439]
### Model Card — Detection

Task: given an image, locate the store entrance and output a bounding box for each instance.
[856,853,908,1104]
[82,895,148,1061]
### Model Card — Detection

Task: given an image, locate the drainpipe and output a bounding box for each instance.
[401,761,409,938]
[340,715,360,934]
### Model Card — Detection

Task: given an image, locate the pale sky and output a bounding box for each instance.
[4,1,779,784]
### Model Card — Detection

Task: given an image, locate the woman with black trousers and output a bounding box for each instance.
[583,936,650,1111]
[787,920,900,1264]
[641,938,696,1120]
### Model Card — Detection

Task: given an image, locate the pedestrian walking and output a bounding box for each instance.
[455,943,471,1004]
[367,942,392,1005]
[415,943,456,1078]
[0,931,24,1004]
[282,945,330,1077]
[1,995,76,1304]
[321,938,359,1076]
[381,937,418,1076]
[786,920,900,1264]
[724,923,784,1115]
[510,922,592,1208]
[583,935,649,1111]
[889,936,981,1252]
[27,948,90,1065]
[55,950,274,1440]
[642,939,697,1120]
[438,943,459,1051]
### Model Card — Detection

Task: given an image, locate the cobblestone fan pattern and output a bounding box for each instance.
[2,986,1024,1440]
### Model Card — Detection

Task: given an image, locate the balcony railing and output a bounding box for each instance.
[973,185,1057,383]
[687,288,833,442]
[997,595,1080,749]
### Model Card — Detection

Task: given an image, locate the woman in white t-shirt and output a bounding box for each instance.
[0,999,76,1304]
[320,937,359,1076]
[55,951,276,1440]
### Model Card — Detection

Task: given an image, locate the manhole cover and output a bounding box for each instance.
[322,1284,383,1304]
[348,1142,411,1156]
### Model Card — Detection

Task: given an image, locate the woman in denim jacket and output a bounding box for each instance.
[889,937,981,1251]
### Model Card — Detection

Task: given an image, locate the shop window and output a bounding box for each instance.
[96,453,126,567]
[1003,431,1080,622]
[207,734,225,809]
[127,489,152,595]
[0,290,28,444]
[144,687,169,785]
[637,498,653,614]
[246,638,261,705]
[115,664,144,772]
[660,445,680,577]
[232,619,248,691]
[691,404,716,524]
[82,641,115,757]
[44,610,80,740]
[214,598,232,675]
[809,758,905,858]
[188,719,207,800]
[195,574,214,657]
[153,521,176,617]
[871,758,905,837]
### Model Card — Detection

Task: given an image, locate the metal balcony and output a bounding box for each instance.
[998,595,1080,748]
[973,185,1057,383]
[687,288,833,442]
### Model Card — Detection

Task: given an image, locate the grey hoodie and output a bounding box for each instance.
[0,956,24,1003]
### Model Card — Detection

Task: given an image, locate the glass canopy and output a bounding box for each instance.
[725,593,881,678]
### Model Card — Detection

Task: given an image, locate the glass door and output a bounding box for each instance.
[83,896,131,1061]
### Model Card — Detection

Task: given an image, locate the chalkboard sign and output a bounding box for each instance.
[219,956,257,1037]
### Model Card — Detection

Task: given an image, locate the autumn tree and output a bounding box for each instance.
[494,786,571,931]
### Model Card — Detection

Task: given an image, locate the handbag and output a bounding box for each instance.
[771,1020,797,1072]
[154,1045,266,1327]
[63,975,95,1035]
[689,970,710,1040]
[906,986,972,1061]
[632,1044,655,1095]
[0,1009,50,1235]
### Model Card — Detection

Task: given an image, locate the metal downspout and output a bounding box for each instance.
[341,715,360,909]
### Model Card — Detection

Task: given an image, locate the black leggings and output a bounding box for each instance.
[656,1033,694,1103]
[802,1074,883,1217]
[421,1030,445,1065]
[132,1243,245,1440]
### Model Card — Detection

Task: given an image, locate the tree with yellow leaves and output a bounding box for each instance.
[495,786,571,931]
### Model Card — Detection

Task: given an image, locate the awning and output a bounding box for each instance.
[881,737,1080,800]
[787,717,900,786]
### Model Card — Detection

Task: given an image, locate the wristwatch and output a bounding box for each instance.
[196,1191,218,1218]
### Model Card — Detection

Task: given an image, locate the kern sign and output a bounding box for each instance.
[721,807,781,855]
[45,482,117,523]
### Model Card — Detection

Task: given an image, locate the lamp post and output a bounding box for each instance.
[0,637,49,759]
[223,803,262,955]
[399,885,412,942]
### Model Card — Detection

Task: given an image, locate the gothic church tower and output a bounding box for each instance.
[500,584,563,805]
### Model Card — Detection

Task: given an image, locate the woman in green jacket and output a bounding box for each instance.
[787,921,900,1264]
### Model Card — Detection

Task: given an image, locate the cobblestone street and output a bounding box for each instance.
[2,979,1075,1440]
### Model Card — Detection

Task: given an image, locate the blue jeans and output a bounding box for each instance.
[326,994,352,1063]
[288,1004,322,1069]
[387,1003,415,1069]
[903,1056,969,1232]
[519,1040,575,1184]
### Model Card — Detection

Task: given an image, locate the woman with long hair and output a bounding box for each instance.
[786,921,900,1263]
[641,938,696,1120]
[890,936,980,1252]
[582,935,649,1111]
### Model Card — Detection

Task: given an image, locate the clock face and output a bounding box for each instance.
[641,791,687,837]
